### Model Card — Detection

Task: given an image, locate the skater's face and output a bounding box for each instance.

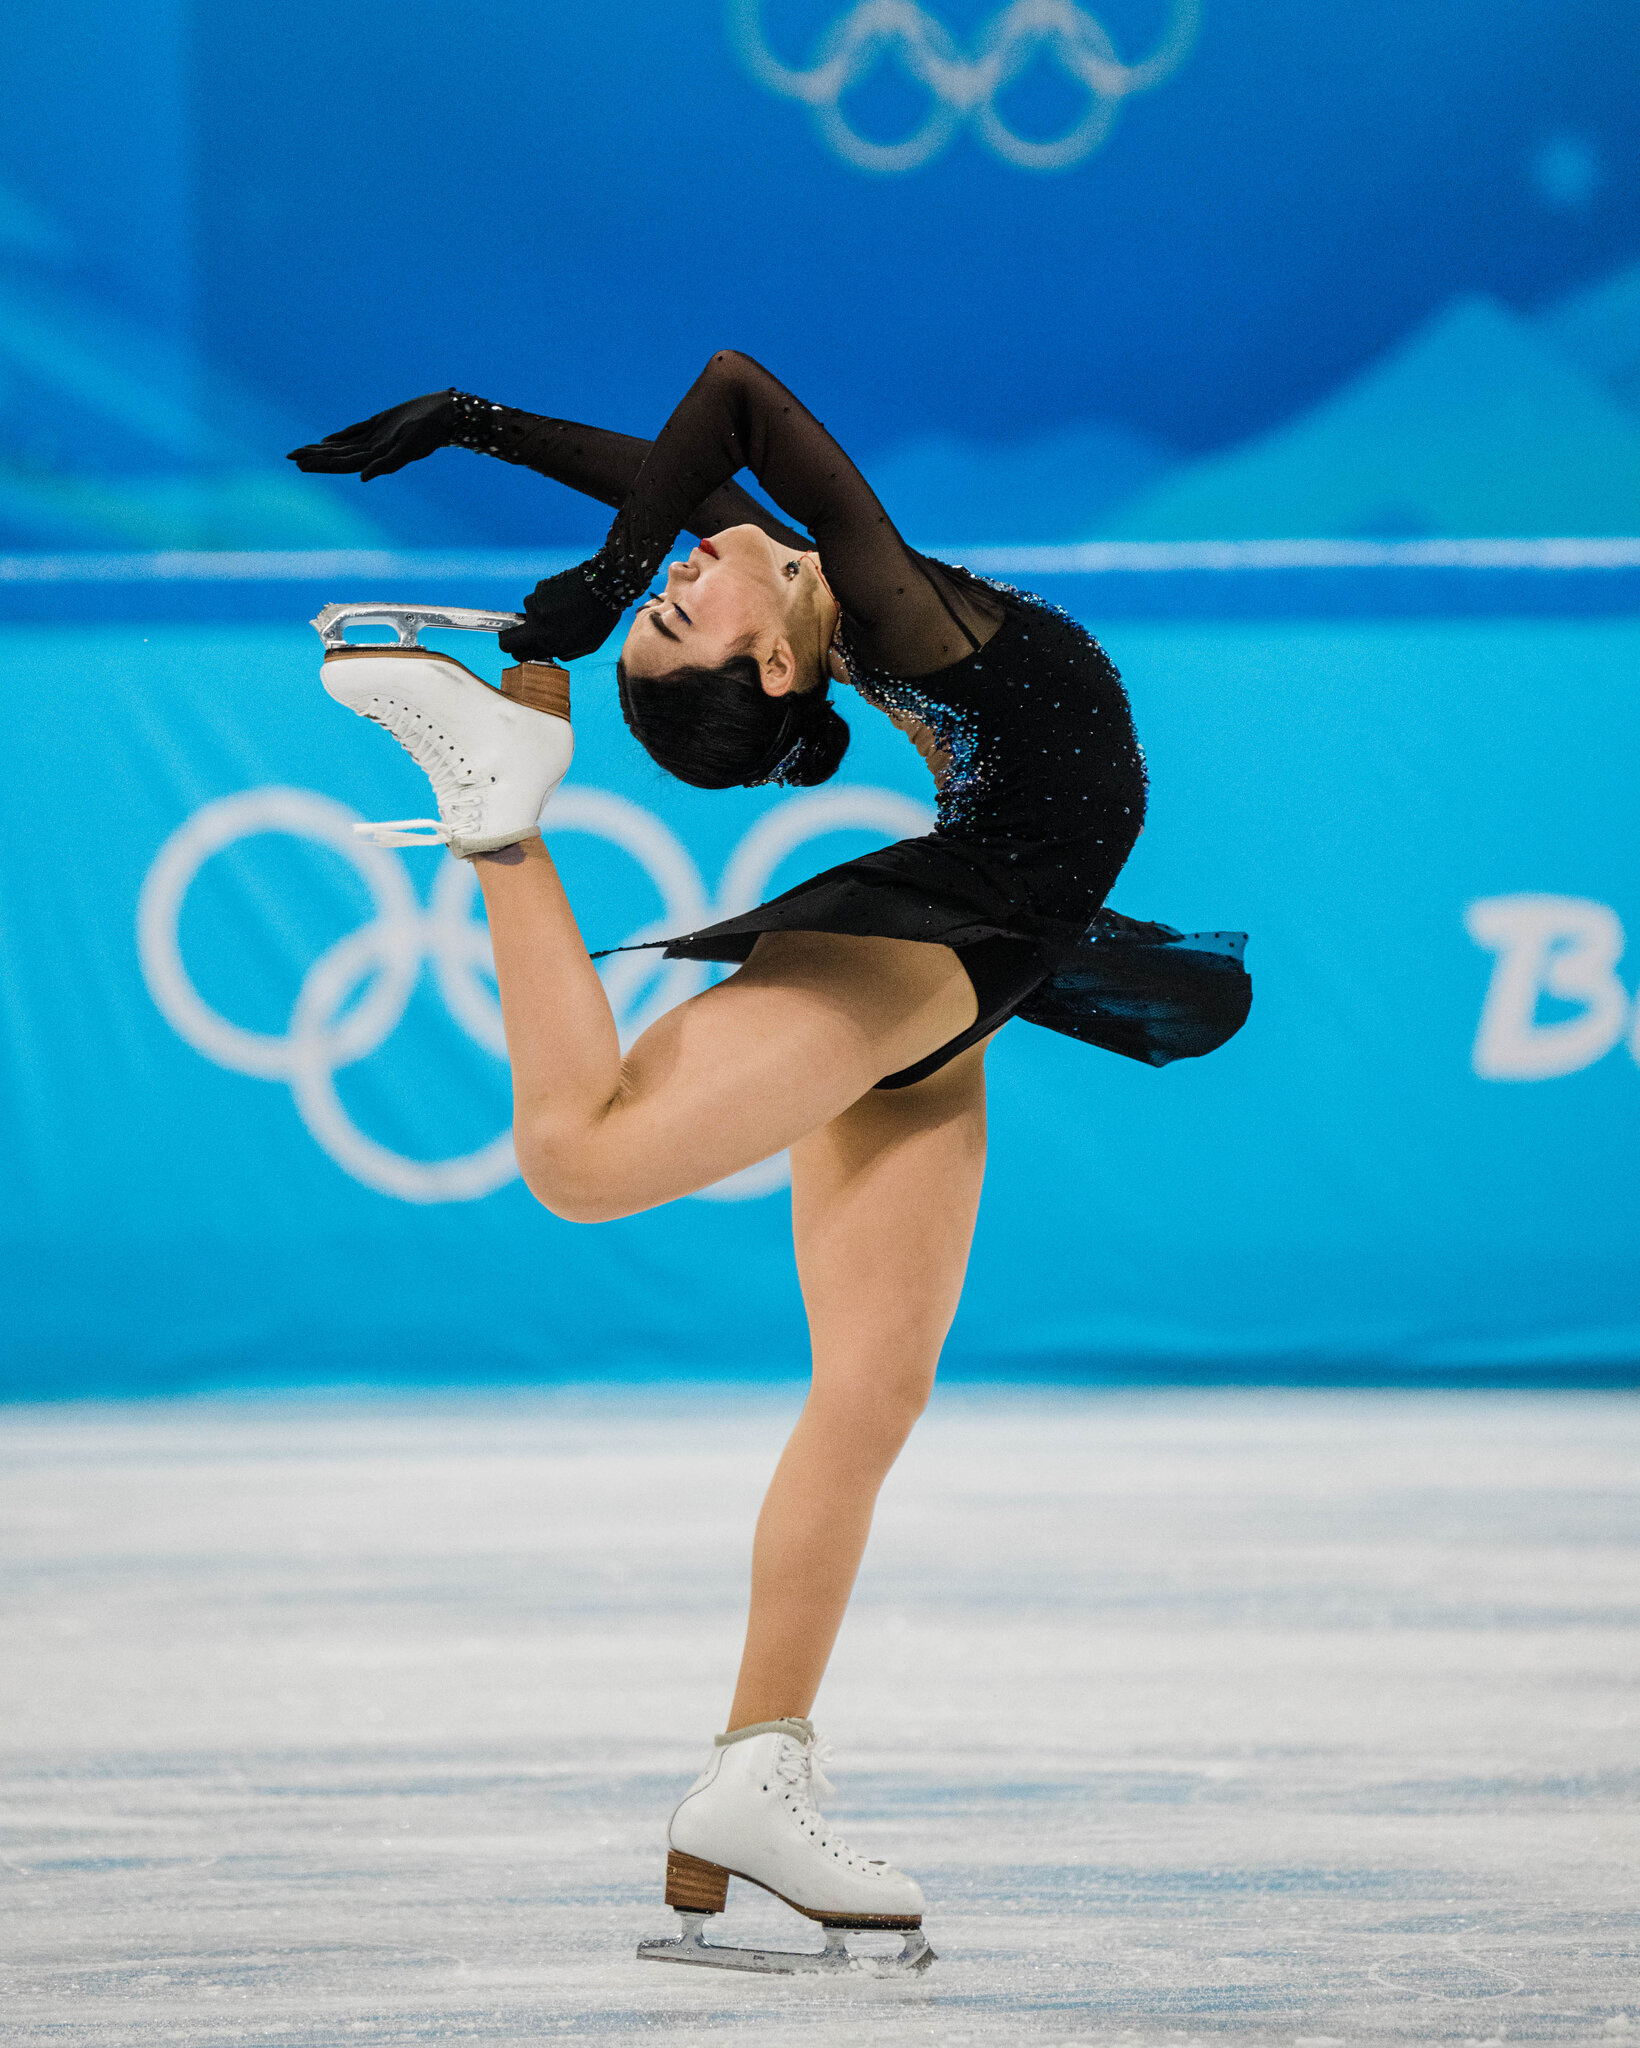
[620,526,841,699]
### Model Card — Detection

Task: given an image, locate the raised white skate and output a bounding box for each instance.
[312,602,573,858]
[637,1719,935,1975]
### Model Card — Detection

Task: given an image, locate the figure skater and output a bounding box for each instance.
[289,353,1249,1972]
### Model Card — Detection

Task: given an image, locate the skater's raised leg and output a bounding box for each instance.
[471,835,978,1219]
[727,1042,988,1728]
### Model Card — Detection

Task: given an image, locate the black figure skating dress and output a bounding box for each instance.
[444,356,1252,1086]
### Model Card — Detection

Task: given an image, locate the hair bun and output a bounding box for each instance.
[775,698,850,787]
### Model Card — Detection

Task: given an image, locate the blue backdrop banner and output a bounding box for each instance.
[3,579,1636,1396]
[3,3,1639,553]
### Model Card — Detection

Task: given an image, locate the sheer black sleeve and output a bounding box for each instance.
[574,352,1000,678]
[446,391,810,552]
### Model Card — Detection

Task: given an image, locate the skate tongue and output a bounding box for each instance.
[353,817,451,848]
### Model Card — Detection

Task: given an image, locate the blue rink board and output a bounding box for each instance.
[2,598,1637,1396]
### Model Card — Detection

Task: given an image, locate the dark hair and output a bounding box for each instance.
[615,653,850,789]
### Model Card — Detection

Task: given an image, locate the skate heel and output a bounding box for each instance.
[500,661,571,722]
[664,1848,730,1914]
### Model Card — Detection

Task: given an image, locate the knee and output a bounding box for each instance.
[881,1364,936,1431]
[813,1359,936,1464]
[858,1376,935,1468]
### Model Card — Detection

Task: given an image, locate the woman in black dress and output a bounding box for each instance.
[291,352,1247,1957]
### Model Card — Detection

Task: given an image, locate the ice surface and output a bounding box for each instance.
[2,1387,1636,2045]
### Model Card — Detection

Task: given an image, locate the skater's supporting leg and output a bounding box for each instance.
[726,1042,989,1728]
[472,838,978,1220]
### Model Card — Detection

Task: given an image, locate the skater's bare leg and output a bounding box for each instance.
[727,1042,989,1728]
[473,838,977,1218]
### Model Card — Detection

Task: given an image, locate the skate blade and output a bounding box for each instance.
[637,1913,934,1976]
[312,602,524,653]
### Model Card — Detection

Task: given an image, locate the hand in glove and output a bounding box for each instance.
[287,390,458,481]
[497,565,627,665]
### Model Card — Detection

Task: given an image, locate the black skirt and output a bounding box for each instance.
[607,834,1251,1089]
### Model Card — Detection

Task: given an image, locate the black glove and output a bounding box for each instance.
[497,565,627,664]
[287,390,458,481]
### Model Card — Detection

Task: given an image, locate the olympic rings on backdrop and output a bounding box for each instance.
[729,0,1201,174]
[138,783,934,1206]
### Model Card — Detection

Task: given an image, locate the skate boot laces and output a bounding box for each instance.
[351,695,482,848]
[803,1737,836,1804]
[772,1735,891,1874]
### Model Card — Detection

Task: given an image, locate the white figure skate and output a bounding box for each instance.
[312,602,573,858]
[637,1719,935,1975]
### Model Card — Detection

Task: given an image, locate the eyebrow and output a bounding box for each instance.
[647,610,680,643]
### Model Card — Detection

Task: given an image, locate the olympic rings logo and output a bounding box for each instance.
[729,0,1200,173]
[138,782,933,1207]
